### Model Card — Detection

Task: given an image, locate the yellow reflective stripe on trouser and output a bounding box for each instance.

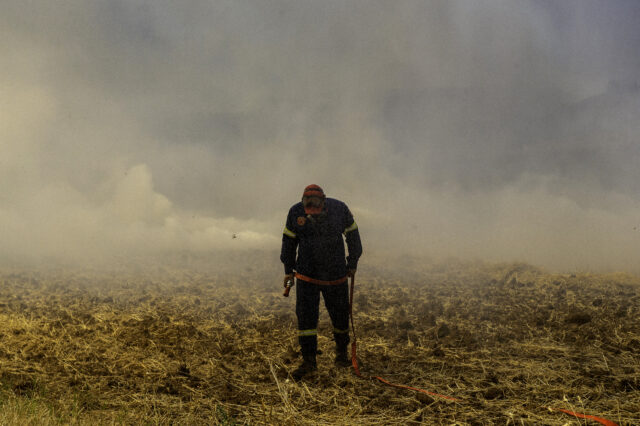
[298,329,317,337]
[333,328,349,334]
[344,221,358,233]
[283,227,297,238]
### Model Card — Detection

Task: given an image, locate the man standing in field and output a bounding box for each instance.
[281,184,362,380]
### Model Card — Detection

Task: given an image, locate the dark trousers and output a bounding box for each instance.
[296,278,350,359]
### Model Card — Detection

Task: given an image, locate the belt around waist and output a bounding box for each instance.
[294,273,348,285]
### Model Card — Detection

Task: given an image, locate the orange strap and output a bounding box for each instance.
[373,376,459,402]
[347,276,618,422]
[295,273,348,285]
[554,408,618,426]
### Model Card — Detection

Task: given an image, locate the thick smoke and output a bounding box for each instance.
[1,1,639,271]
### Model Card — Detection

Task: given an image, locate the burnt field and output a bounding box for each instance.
[0,259,638,425]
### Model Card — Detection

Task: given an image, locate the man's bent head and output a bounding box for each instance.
[302,184,325,215]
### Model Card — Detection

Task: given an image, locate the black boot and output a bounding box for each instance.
[334,345,351,367]
[291,356,317,380]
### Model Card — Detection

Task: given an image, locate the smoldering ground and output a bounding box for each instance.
[1,0,639,272]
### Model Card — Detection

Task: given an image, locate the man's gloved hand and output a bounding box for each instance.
[283,273,295,288]
[347,269,356,279]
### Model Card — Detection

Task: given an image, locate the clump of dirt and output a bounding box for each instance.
[566,311,592,325]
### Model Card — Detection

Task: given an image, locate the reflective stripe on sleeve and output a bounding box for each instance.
[344,221,358,234]
[333,328,349,334]
[298,329,317,337]
[283,227,297,238]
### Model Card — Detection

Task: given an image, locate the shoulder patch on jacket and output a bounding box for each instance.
[297,216,306,226]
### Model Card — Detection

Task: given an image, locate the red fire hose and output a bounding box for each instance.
[347,275,617,424]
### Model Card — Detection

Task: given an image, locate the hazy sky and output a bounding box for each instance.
[2,1,639,271]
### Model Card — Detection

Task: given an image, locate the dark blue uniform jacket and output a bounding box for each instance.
[280,198,362,281]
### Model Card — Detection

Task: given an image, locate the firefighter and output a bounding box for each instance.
[280,184,363,380]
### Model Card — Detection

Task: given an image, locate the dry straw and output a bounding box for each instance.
[0,260,638,424]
